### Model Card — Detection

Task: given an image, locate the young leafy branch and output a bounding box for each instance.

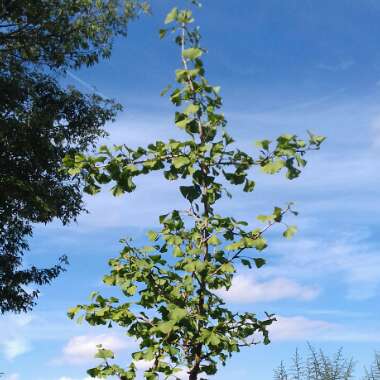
[65,3,324,380]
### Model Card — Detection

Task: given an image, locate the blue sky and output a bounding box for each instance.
[2,1,380,379]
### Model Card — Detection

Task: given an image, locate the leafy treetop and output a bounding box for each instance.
[0,0,149,69]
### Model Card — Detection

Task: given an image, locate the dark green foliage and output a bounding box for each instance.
[0,0,147,313]
[0,0,149,69]
[274,344,355,380]
[0,68,121,314]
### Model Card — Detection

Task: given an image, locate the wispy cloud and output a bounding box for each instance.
[216,275,319,304]
[3,374,20,380]
[269,316,335,342]
[1,338,31,360]
[0,315,33,360]
[317,59,355,72]
[66,71,107,98]
[269,315,380,343]
[266,233,380,300]
[59,334,135,365]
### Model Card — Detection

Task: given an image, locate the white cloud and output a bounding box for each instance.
[0,315,33,360]
[134,360,155,370]
[1,337,30,360]
[269,316,335,341]
[268,234,380,300]
[4,374,20,380]
[0,312,85,361]
[216,274,319,303]
[61,334,134,364]
[268,315,380,343]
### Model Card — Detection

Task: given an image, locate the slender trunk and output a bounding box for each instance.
[180,22,210,380]
[189,355,201,380]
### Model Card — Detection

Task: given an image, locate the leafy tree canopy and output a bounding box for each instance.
[0,0,148,313]
[0,0,149,69]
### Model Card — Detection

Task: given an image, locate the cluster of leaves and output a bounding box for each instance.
[0,0,148,313]
[0,0,149,69]
[0,69,120,313]
[67,4,324,380]
[274,345,355,380]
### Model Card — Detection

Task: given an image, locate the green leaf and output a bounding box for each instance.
[220,263,234,273]
[183,261,196,272]
[257,214,273,223]
[95,347,114,360]
[165,7,178,24]
[182,47,203,60]
[159,213,168,223]
[261,159,285,174]
[87,368,100,377]
[68,167,81,175]
[273,207,283,222]
[180,185,201,202]
[175,117,191,128]
[253,238,267,251]
[160,84,171,96]
[308,131,326,146]
[283,225,298,239]
[84,184,101,195]
[123,284,137,296]
[157,321,175,334]
[207,332,221,346]
[225,241,242,251]
[256,139,271,151]
[213,86,221,94]
[172,156,190,169]
[254,258,266,268]
[243,179,255,192]
[67,306,79,319]
[159,28,168,39]
[145,372,158,380]
[169,307,187,322]
[184,103,200,115]
[224,172,246,185]
[208,235,220,246]
[173,246,183,257]
[111,185,125,196]
[147,230,159,241]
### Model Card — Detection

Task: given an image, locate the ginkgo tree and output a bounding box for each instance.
[65,3,325,380]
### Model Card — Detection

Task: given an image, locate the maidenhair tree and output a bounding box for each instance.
[66,3,324,379]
